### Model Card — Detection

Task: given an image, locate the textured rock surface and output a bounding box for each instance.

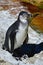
[0,58,12,65]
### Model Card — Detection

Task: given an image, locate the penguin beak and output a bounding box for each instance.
[27,14,33,24]
[28,13,39,24]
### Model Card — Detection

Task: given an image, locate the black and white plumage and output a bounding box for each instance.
[2,11,32,53]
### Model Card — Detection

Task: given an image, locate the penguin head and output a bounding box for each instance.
[18,11,32,24]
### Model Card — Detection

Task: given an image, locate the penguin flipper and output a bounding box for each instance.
[23,34,28,44]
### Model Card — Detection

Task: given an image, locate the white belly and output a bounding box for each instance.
[14,24,28,49]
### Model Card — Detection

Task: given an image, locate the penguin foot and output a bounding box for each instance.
[2,44,6,50]
[2,44,9,51]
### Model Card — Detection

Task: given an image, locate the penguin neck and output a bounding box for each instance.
[20,21,28,27]
[18,17,28,26]
[19,21,28,30]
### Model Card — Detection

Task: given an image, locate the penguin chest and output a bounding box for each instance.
[14,25,28,49]
[16,29,27,43]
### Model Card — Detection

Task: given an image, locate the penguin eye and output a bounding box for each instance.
[28,14,32,18]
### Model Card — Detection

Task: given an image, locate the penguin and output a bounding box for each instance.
[2,11,32,53]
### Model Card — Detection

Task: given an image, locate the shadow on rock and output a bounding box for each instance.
[12,42,43,58]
